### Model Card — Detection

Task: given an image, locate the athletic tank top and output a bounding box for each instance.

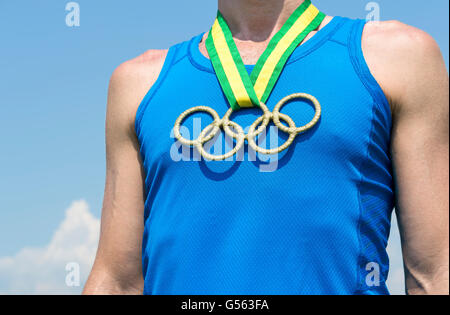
[135,17,395,295]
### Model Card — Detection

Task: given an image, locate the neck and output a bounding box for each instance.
[218,0,307,41]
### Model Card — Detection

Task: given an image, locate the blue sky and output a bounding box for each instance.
[0,0,448,294]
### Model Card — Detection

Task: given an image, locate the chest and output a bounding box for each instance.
[139,58,377,176]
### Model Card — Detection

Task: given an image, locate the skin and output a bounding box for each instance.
[81,50,168,294]
[83,0,449,295]
[362,21,449,295]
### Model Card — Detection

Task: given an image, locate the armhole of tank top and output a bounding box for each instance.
[134,45,179,137]
[348,19,393,130]
[350,19,393,294]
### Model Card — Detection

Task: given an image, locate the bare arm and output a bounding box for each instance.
[363,21,449,295]
[83,50,167,295]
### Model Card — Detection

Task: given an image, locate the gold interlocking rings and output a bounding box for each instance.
[173,93,321,161]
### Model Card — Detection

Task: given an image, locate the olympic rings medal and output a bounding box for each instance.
[173,93,322,161]
[247,113,297,155]
[272,93,322,135]
[174,106,221,146]
[222,102,271,140]
[196,120,245,161]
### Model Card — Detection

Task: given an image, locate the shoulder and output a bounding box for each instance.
[361,20,444,112]
[109,49,169,103]
[107,49,169,132]
[110,49,169,89]
[362,20,441,62]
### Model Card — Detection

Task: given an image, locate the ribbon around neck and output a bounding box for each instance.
[205,0,325,110]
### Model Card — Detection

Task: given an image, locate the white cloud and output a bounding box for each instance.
[0,200,100,295]
[386,212,406,295]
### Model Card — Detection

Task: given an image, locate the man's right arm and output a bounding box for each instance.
[83,50,167,295]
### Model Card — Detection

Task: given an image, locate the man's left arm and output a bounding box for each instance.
[363,21,449,295]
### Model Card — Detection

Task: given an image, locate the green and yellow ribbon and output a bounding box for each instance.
[205,0,325,110]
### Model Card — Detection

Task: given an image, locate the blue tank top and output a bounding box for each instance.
[135,17,395,295]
